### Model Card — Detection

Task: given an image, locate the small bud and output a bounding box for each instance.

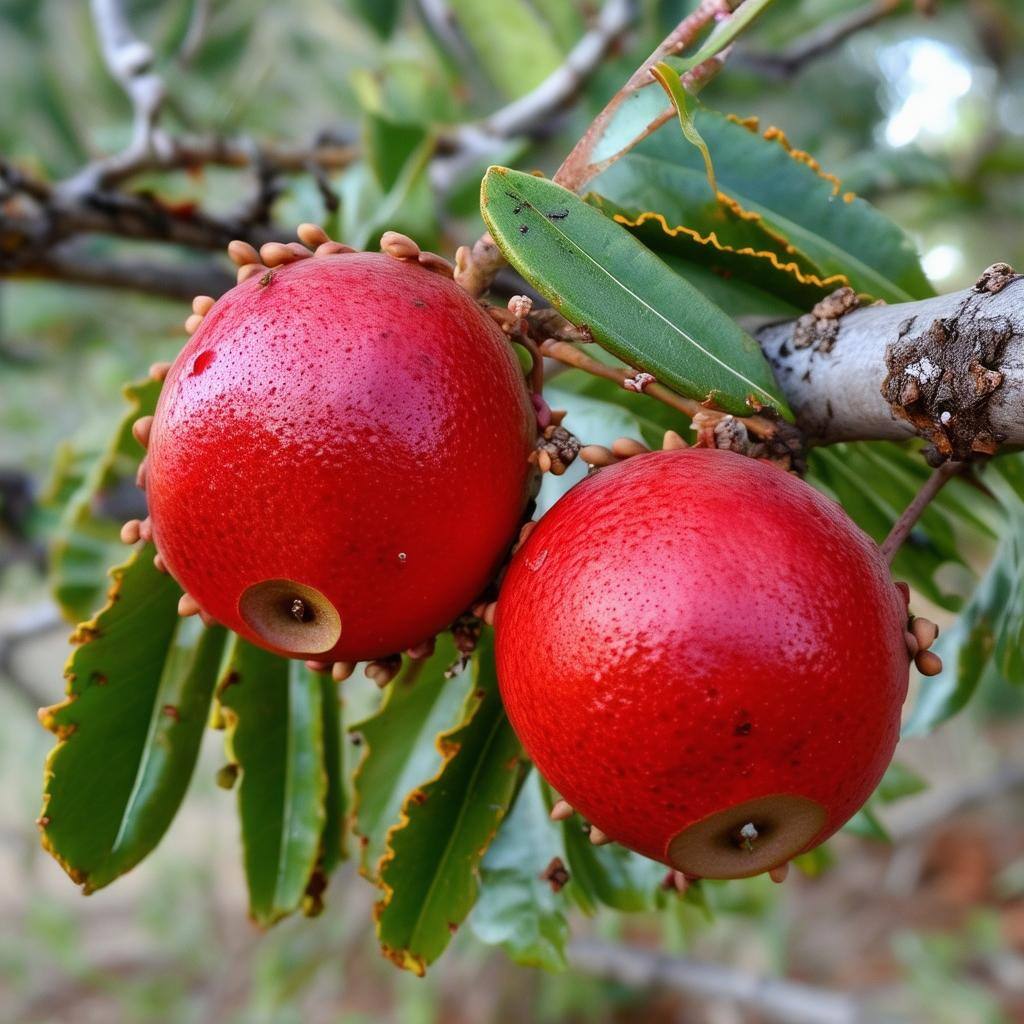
[120,519,142,544]
[623,372,655,393]
[216,763,239,790]
[482,601,497,627]
[305,660,332,673]
[192,295,215,316]
[332,661,357,683]
[132,415,154,448]
[537,450,553,473]
[916,650,943,676]
[418,252,455,278]
[663,430,687,451]
[227,240,260,266]
[178,593,201,617]
[905,631,919,658]
[580,444,617,467]
[184,313,204,334]
[297,223,330,248]
[769,862,790,884]
[380,231,420,260]
[507,295,533,319]
[315,241,356,257]
[153,552,167,573]
[589,826,612,846]
[138,516,153,542]
[549,799,574,821]
[611,437,650,458]
[237,263,267,283]
[260,242,296,267]
[911,617,939,650]
[148,361,171,382]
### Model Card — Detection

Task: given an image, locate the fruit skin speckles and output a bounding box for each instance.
[495,448,909,874]
[147,252,536,662]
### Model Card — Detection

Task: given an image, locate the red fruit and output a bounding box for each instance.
[496,448,909,879]
[147,252,536,662]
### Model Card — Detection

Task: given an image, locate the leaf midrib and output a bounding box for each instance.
[503,179,780,407]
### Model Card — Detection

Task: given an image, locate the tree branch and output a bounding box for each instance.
[758,270,1024,456]
[568,938,865,1024]
[87,0,169,186]
[24,242,234,301]
[739,0,907,78]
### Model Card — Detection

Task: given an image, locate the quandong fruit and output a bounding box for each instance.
[495,447,914,881]
[141,242,536,663]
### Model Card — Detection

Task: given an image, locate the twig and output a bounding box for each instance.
[25,243,235,301]
[553,0,730,192]
[431,0,635,195]
[177,0,211,67]
[879,461,963,564]
[568,938,864,1024]
[739,0,905,78]
[0,601,64,708]
[88,0,169,175]
[539,338,779,439]
[456,0,747,295]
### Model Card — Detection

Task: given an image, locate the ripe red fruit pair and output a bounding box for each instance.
[140,232,923,882]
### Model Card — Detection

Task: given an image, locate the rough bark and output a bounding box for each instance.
[758,269,1024,458]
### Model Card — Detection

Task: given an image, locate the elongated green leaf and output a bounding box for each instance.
[446,0,564,98]
[556,816,667,914]
[471,769,570,971]
[47,378,160,622]
[40,545,225,892]
[376,636,523,974]
[351,635,478,879]
[346,0,403,37]
[652,62,716,194]
[218,639,328,925]
[671,0,775,71]
[319,674,347,877]
[905,458,1024,734]
[593,106,934,303]
[481,167,791,417]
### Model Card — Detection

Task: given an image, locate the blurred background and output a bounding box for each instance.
[2,1,1024,1021]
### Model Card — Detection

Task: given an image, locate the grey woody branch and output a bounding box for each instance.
[758,267,1024,459]
[569,938,865,1024]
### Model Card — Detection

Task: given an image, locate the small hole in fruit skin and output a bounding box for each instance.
[190,350,216,376]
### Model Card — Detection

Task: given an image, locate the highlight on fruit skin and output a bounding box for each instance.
[495,447,914,881]
[140,230,537,663]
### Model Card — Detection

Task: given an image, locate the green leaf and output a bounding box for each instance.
[539,780,665,914]
[671,0,775,72]
[593,106,934,303]
[471,769,569,971]
[375,635,523,974]
[843,805,890,843]
[905,458,1024,733]
[651,62,716,194]
[40,546,226,892]
[351,634,478,879]
[481,166,791,417]
[875,761,928,804]
[807,442,985,612]
[363,111,429,191]
[345,0,404,38]
[341,135,438,251]
[218,638,328,925]
[47,378,160,622]
[318,673,347,877]
[446,0,563,98]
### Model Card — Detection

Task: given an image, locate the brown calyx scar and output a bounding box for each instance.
[239,579,341,656]
[667,793,826,879]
